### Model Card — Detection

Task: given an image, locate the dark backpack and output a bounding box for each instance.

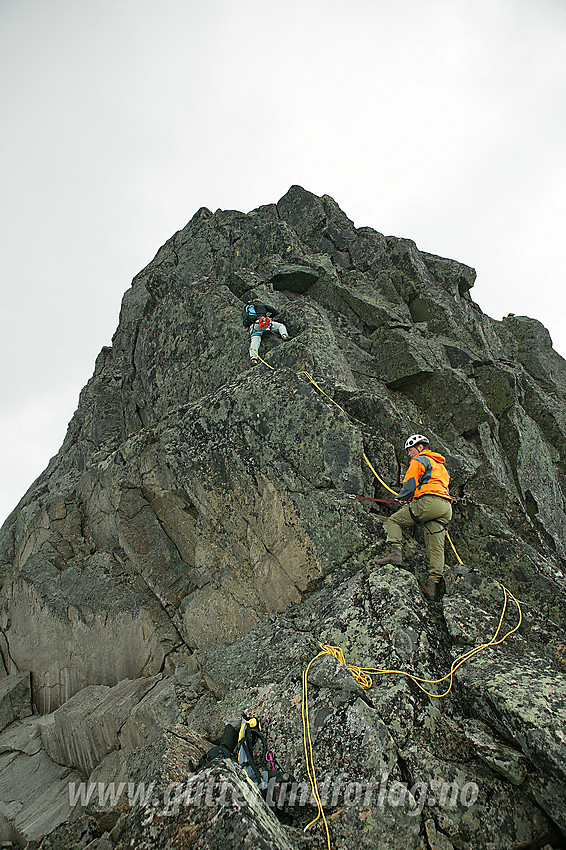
[198,716,294,810]
[241,301,257,328]
[198,722,239,766]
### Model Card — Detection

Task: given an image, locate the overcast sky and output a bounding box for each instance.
[1,0,565,526]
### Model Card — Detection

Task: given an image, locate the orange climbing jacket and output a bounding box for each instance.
[397,450,452,502]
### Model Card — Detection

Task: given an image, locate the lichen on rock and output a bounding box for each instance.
[1,186,565,849]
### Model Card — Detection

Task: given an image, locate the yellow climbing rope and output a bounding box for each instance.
[249,334,524,850]
[446,531,463,565]
[297,371,467,564]
[302,580,522,848]
[302,651,332,850]
[249,347,276,370]
[252,354,389,490]
[296,371,347,414]
[252,348,470,563]
[361,451,398,496]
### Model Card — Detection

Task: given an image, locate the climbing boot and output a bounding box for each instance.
[281,334,290,340]
[421,576,444,602]
[250,358,259,366]
[377,546,403,565]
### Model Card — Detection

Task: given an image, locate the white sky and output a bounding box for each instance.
[1,0,565,527]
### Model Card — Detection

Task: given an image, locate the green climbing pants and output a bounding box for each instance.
[385,494,453,578]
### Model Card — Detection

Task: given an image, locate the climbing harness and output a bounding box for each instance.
[407,503,451,533]
[347,495,399,505]
[258,316,271,329]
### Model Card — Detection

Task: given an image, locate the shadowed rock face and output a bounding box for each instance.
[0,186,565,849]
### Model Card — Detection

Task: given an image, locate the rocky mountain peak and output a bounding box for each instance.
[0,186,565,849]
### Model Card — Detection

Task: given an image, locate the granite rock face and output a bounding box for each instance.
[0,186,565,848]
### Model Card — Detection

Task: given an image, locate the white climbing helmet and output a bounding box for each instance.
[404,434,429,450]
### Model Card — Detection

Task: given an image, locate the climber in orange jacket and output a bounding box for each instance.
[377,434,452,601]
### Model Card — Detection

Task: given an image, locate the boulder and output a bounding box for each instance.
[0,673,32,733]
[0,717,83,846]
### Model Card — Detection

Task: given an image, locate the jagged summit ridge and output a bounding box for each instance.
[0,186,565,848]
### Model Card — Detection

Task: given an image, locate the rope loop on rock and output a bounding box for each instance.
[302,581,522,849]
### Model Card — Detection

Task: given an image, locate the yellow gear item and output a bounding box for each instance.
[246,336,524,850]
[302,579,522,850]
